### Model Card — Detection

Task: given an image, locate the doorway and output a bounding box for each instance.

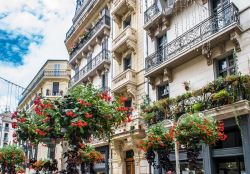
[125,150,135,174]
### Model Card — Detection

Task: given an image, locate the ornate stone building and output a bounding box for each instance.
[17,60,70,172]
[64,0,250,173]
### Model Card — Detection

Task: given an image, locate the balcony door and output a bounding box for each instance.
[87,53,92,71]
[212,0,230,32]
[157,33,167,63]
[52,82,59,96]
[54,64,60,76]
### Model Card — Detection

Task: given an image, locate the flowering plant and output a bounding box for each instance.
[78,144,103,163]
[0,146,25,173]
[137,123,174,171]
[14,85,131,173]
[31,159,58,172]
[174,113,227,145]
[137,123,174,152]
[174,113,227,170]
[15,166,25,174]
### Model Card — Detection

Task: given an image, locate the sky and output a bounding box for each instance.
[0,0,76,112]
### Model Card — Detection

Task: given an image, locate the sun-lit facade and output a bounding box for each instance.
[64,0,250,173]
[17,59,70,172]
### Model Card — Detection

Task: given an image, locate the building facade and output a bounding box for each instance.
[0,112,15,147]
[65,0,250,174]
[17,59,70,172]
[65,0,113,173]
[144,0,250,174]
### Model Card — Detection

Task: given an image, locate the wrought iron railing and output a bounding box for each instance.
[70,50,111,86]
[69,15,111,60]
[18,70,69,105]
[145,3,239,73]
[144,3,160,24]
[65,0,98,39]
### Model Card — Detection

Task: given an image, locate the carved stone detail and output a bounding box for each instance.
[230,31,241,52]
[202,43,212,66]
[126,84,136,100]
[148,77,155,89]
[163,68,173,83]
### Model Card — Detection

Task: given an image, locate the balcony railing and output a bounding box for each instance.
[112,69,136,92]
[144,3,160,24]
[69,15,111,60]
[18,70,69,105]
[70,50,111,86]
[145,3,239,73]
[65,0,98,40]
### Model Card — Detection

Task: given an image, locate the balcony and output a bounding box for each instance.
[69,15,111,64]
[112,26,137,64]
[111,0,136,27]
[112,116,145,141]
[112,69,136,98]
[144,3,171,38]
[65,0,108,42]
[18,70,70,105]
[145,3,241,78]
[70,50,111,87]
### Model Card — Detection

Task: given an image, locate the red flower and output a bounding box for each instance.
[71,120,88,128]
[66,110,76,118]
[34,106,42,116]
[116,106,129,112]
[34,97,41,105]
[101,91,112,101]
[12,122,17,129]
[78,99,92,106]
[84,112,93,119]
[35,129,46,136]
[12,133,17,137]
[11,111,18,119]
[17,117,26,123]
[119,97,127,102]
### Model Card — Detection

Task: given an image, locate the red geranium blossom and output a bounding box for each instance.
[71,120,88,128]
[35,129,46,136]
[84,112,93,119]
[119,97,127,102]
[12,122,18,129]
[66,110,76,118]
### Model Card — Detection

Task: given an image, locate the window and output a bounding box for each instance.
[3,133,8,142]
[102,73,107,90]
[216,55,235,78]
[52,82,60,96]
[125,99,132,108]
[48,146,56,159]
[124,56,131,70]
[54,64,60,76]
[167,0,174,7]
[156,34,167,63]
[157,84,169,100]
[123,16,131,29]
[102,38,108,51]
[213,126,242,149]
[46,89,50,96]
[87,54,92,71]
[74,66,79,82]
[5,123,9,131]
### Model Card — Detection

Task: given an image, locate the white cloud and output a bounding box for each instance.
[0,0,76,111]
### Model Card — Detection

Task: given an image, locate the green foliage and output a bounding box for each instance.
[141,74,250,124]
[14,85,131,145]
[0,146,25,166]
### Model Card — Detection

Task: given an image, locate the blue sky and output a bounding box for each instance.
[0,0,75,112]
[0,29,43,65]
